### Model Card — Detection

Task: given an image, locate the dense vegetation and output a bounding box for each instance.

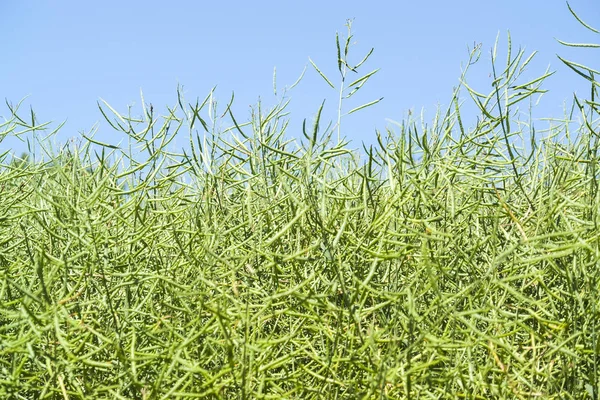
[1,7,599,400]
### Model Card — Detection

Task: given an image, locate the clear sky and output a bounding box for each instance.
[1,1,598,156]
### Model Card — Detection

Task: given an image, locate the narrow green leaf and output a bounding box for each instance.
[558,55,600,83]
[289,65,306,90]
[556,39,600,48]
[97,101,124,131]
[353,48,374,70]
[98,98,127,125]
[567,2,599,33]
[519,51,538,74]
[511,70,555,91]
[336,32,342,74]
[81,134,120,149]
[309,58,335,89]
[347,69,380,88]
[344,34,352,59]
[312,100,325,145]
[346,97,383,115]
[189,100,209,132]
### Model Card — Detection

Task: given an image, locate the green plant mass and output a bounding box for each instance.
[1,7,599,400]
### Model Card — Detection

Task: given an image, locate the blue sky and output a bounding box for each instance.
[1,1,598,156]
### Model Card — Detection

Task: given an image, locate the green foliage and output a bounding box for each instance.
[10,152,30,169]
[0,5,598,399]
